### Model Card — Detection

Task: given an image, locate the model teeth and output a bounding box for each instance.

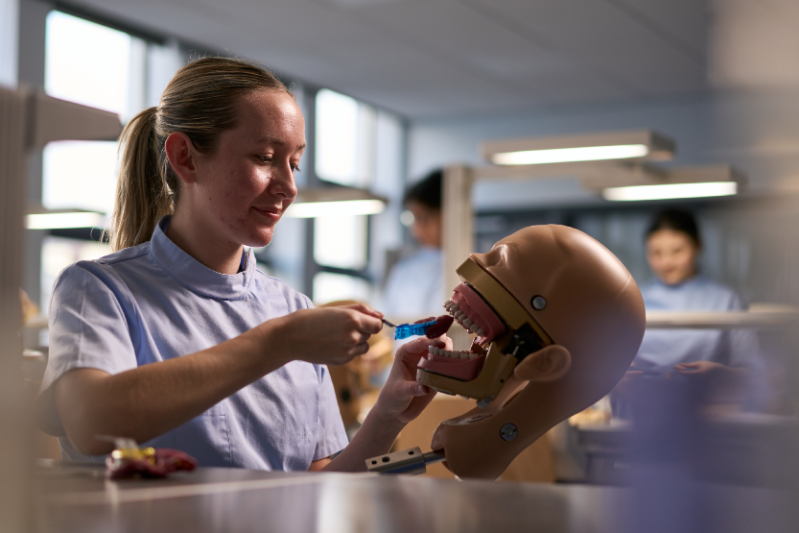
[443,299,486,339]
[428,346,480,359]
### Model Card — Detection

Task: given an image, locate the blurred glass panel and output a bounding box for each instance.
[43,11,139,216]
[42,140,118,213]
[313,272,371,306]
[40,235,110,319]
[147,40,184,107]
[45,11,131,115]
[315,88,375,187]
[314,214,367,269]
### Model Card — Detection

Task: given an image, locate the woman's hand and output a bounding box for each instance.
[321,335,452,472]
[372,335,452,428]
[266,303,384,367]
[675,360,747,388]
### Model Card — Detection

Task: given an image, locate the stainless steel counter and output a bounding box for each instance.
[37,464,626,533]
[36,463,799,533]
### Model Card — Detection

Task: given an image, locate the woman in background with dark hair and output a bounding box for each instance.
[381,169,444,319]
[612,208,765,418]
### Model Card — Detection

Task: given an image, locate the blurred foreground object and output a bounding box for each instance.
[0,85,120,531]
[100,436,197,480]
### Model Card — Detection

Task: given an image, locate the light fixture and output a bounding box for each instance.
[25,209,106,230]
[482,130,675,166]
[603,181,738,202]
[594,165,744,202]
[284,185,388,218]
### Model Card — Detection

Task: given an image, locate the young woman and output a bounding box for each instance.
[612,209,765,418]
[37,57,448,471]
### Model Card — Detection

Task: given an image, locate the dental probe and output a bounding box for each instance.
[381,315,455,340]
[365,447,446,475]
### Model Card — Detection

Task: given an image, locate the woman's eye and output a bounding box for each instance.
[292,166,302,173]
[258,156,272,163]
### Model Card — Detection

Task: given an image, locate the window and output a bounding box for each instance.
[42,11,183,215]
[43,11,137,215]
[311,89,381,304]
[39,11,183,312]
[315,89,375,188]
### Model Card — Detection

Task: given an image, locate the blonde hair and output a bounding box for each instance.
[110,57,290,251]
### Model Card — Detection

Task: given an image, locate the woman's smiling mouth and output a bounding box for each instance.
[252,205,282,221]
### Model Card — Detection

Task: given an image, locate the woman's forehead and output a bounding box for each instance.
[233,90,305,143]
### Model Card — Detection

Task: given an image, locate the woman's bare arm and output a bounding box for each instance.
[52,306,382,456]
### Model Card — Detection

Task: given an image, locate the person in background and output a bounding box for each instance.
[612,208,765,418]
[381,169,444,320]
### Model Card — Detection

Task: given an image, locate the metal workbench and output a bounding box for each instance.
[37,464,626,533]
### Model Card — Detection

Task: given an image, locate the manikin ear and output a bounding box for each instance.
[513,344,571,383]
[164,132,199,185]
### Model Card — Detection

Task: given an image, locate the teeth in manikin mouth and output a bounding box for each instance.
[443,297,489,340]
[428,346,480,359]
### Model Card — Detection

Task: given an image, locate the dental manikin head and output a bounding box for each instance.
[418,225,646,479]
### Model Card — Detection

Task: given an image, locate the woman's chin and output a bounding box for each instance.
[241,228,274,248]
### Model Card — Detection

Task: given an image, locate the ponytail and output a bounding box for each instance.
[108,57,290,251]
[110,107,173,251]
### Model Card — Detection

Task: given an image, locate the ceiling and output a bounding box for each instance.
[61,0,713,119]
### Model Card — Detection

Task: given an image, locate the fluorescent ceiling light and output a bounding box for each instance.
[492,144,649,166]
[25,211,106,229]
[482,130,675,167]
[285,199,386,218]
[602,182,737,202]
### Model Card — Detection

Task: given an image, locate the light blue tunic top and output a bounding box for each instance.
[39,217,348,470]
[612,275,765,419]
[381,248,443,318]
[635,275,761,371]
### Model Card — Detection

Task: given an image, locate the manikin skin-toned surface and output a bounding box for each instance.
[424,225,646,480]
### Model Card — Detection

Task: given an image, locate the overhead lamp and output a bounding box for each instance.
[482,130,675,166]
[603,181,737,201]
[25,209,106,229]
[284,185,388,218]
[594,166,744,202]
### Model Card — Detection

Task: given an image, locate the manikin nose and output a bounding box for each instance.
[472,244,506,269]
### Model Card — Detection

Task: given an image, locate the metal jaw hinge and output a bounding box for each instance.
[366,447,446,475]
[502,323,545,361]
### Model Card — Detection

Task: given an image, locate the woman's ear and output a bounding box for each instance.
[164,132,198,184]
[513,345,571,383]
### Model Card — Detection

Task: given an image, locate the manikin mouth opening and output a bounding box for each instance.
[418,282,507,381]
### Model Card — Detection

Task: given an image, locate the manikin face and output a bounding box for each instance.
[646,229,699,286]
[189,89,305,248]
[407,200,442,249]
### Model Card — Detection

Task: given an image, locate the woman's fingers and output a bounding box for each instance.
[396,381,430,399]
[344,303,384,320]
[349,309,382,335]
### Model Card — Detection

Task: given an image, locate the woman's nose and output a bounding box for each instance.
[271,164,299,199]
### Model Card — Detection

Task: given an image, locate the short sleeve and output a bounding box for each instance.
[313,365,348,461]
[37,263,138,436]
[723,290,763,370]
